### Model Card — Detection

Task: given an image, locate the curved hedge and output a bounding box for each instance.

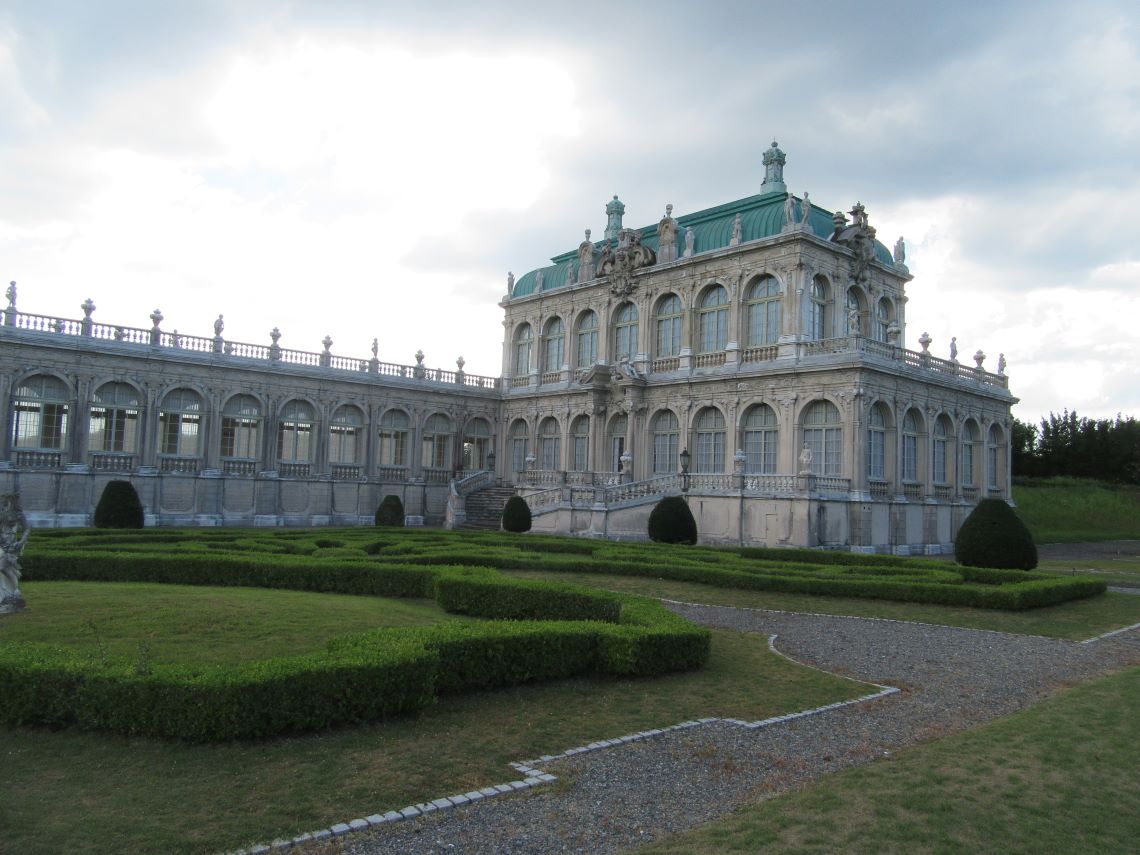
[6,550,709,741]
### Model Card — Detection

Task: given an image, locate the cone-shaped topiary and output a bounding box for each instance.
[93,480,145,529]
[501,495,532,532]
[374,494,405,526]
[955,498,1038,570]
[648,495,698,544]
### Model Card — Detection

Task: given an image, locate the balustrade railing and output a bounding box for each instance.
[423,468,451,483]
[688,472,735,492]
[694,351,726,368]
[741,345,778,363]
[903,482,925,500]
[331,463,362,480]
[934,484,952,500]
[868,479,890,498]
[651,356,680,372]
[222,459,257,477]
[90,451,136,472]
[159,455,199,474]
[510,375,531,388]
[279,461,311,478]
[961,486,979,501]
[523,486,563,511]
[453,469,492,497]
[540,370,564,385]
[14,449,63,469]
[605,474,681,504]
[377,465,408,481]
[811,475,851,494]
[743,473,800,493]
[518,468,564,487]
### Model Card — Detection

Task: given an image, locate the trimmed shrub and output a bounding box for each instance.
[648,496,697,544]
[956,498,1039,570]
[501,495,532,533]
[374,494,405,527]
[93,480,144,529]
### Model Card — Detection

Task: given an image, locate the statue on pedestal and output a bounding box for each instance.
[0,494,29,613]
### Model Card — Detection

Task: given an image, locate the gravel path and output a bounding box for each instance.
[275,605,1140,855]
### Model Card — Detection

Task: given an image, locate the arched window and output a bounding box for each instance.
[542,317,565,373]
[90,382,140,454]
[221,395,262,460]
[867,404,887,481]
[745,276,780,346]
[378,409,409,467]
[12,375,70,452]
[694,407,726,473]
[987,424,1004,490]
[961,420,979,486]
[159,388,202,457]
[421,413,453,470]
[933,416,951,484]
[462,417,492,471]
[329,405,364,465]
[876,297,892,342]
[697,285,729,353]
[538,417,561,470]
[607,414,627,472]
[902,410,921,483]
[743,404,778,474]
[277,399,315,463]
[845,288,864,336]
[509,419,529,477]
[651,410,679,475]
[576,311,598,369]
[803,400,842,476]
[614,303,638,361]
[655,294,683,357]
[570,415,590,472]
[513,324,532,376]
[810,278,830,340]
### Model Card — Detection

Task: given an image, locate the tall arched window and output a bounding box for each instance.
[745,276,781,346]
[421,413,453,470]
[277,400,315,464]
[961,420,979,486]
[509,419,529,477]
[876,297,892,342]
[613,303,638,361]
[651,410,679,474]
[655,294,683,357]
[933,416,951,484]
[902,410,921,483]
[159,388,202,458]
[697,285,729,353]
[462,417,492,471]
[743,404,778,474]
[12,375,70,453]
[607,414,627,472]
[378,409,409,468]
[845,288,864,336]
[987,424,1004,490]
[867,404,887,481]
[513,324,533,375]
[810,278,829,340]
[542,317,565,373]
[694,407,726,473]
[221,395,262,461]
[576,311,598,368]
[89,382,141,455]
[538,417,561,470]
[803,400,842,476]
[570,415,590,471]
[329,405,364,466]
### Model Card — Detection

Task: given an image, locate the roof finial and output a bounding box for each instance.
[761,140,787,194]
[604,194,625,242]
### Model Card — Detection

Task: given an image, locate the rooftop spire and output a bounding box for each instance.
[604,194,625,242]
[761,140,787,195]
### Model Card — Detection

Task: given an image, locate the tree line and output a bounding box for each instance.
[1013,410,1140,484]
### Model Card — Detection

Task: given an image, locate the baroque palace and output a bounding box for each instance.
[0,143,1014,553]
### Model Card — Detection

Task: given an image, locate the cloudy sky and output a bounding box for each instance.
[2,0,1137,422]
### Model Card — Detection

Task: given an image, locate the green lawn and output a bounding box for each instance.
[1037,557,1140,589]
[636,664,1140,855]
[0,627,868,855]
[1014,478,1140,543]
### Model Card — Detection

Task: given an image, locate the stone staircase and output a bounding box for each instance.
[459,485,519,530]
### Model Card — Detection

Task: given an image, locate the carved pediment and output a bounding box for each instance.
[599,229,657,297]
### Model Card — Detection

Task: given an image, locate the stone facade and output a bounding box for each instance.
[0,145,1014,552]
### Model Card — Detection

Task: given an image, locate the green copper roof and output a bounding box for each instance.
[510,191,896,299]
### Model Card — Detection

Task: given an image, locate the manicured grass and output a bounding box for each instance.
[504,570,1140,640]
[0,581,463,665]
[1037,558,1140,589]
[0,628,869,855]
[1014,477,1140,543]
[637,665,1140,855]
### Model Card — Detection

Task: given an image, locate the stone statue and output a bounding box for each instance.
[801,191,811,224]
[848,304,860,336]
[577,233,596,282]
[730,213,742,246]
[683,227,695,258]
[893,236,906,265]
[213,314,224,337]
[0,494,30,612]
[798,443,813,475]
[997,353,1007,375]
[657,207,678,262]
[534,270,544,291]
[507,271,515,292]
[371,337,379,358]
[5,281,16,309]
[949,337,958,361]
[784,194,796,226]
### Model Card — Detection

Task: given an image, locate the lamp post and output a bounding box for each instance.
[679,447,691,492]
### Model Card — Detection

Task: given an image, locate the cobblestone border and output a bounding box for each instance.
[225,634,897,854]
